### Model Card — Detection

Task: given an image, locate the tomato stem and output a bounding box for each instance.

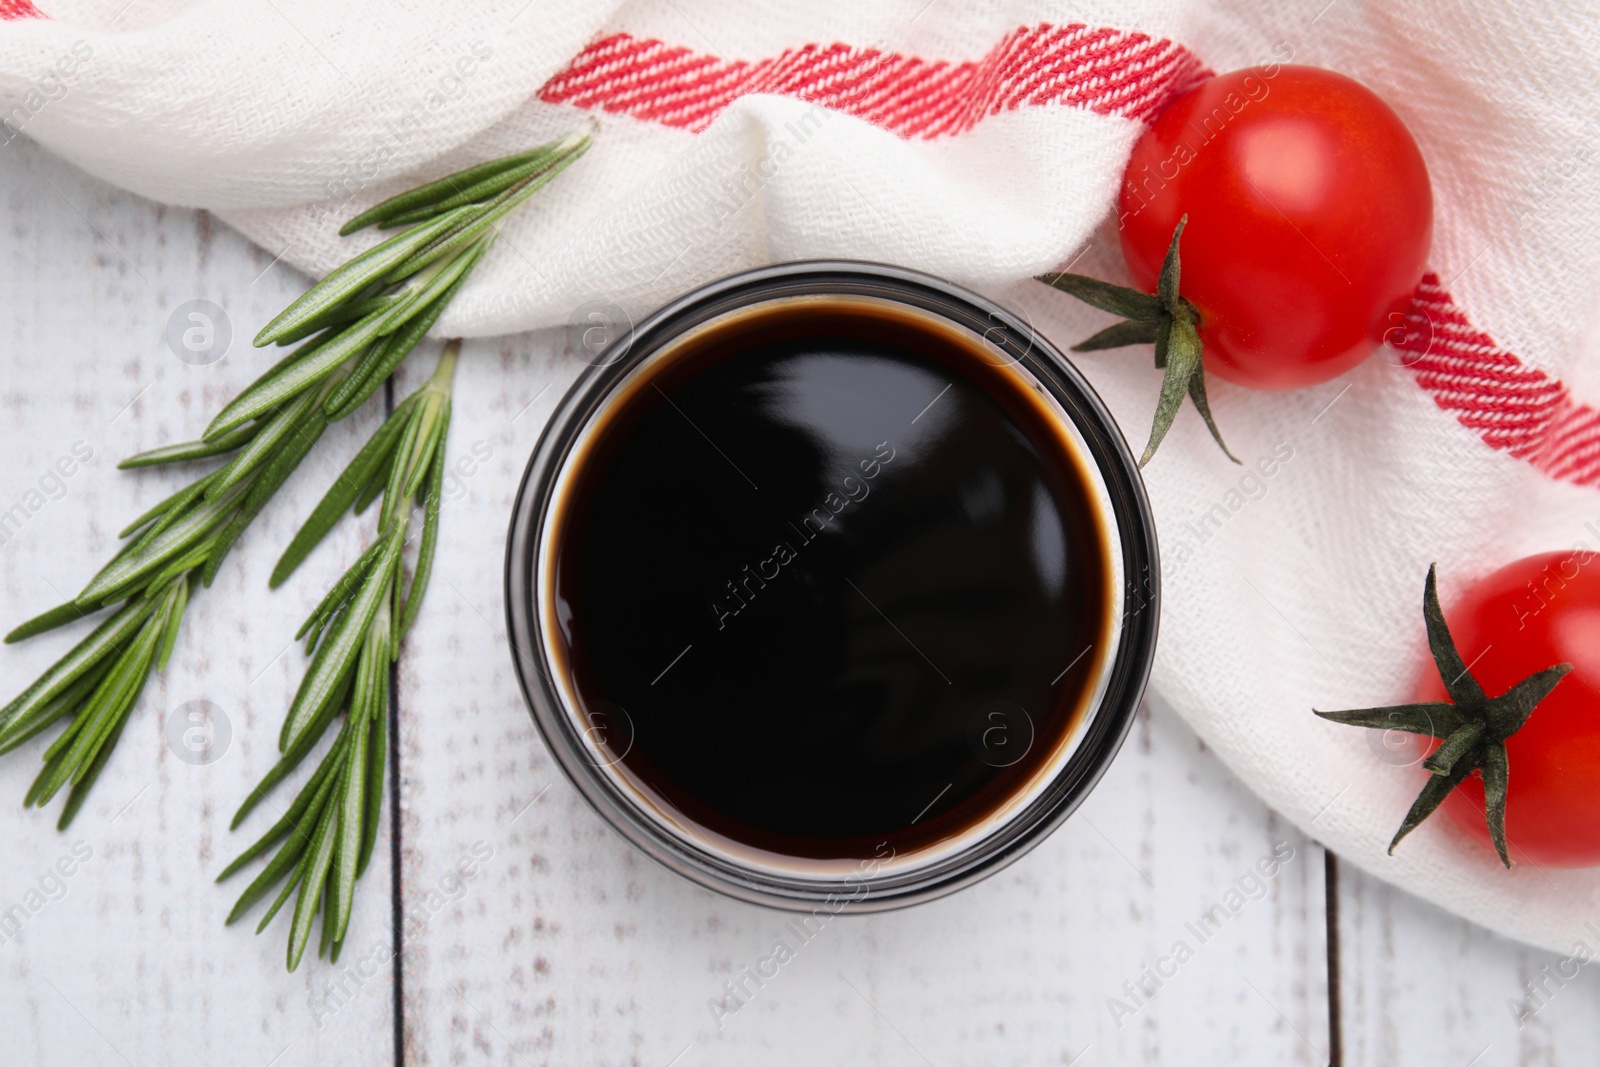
[1038,214,1239,466]
[1313,564,1571,869]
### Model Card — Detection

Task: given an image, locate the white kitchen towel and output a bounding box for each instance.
[5,0,1600,953]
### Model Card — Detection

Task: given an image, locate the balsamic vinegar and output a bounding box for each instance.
[552,297,1114,860]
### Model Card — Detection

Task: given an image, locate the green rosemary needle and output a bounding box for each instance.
[0,131,590,828]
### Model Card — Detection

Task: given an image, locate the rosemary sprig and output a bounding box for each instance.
[0,379,335,825]
[0,131,590,828]
[217,345,457,970]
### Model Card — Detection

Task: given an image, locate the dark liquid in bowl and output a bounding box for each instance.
[551,297,1113,861]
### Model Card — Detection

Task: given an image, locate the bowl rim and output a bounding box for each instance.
[504,260,1160,913]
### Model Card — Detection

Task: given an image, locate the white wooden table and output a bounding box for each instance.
[3,136,1597,1067]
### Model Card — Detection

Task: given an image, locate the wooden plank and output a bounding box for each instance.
[44,121,1600,1067]
[1336,857,1600,1066]
[0,141,394,1066]
[392,331,1331,1065]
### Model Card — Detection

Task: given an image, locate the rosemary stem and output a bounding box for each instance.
[427,338,461,392]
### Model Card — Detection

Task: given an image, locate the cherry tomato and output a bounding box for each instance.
[1413,552,1600,867]
[1117,65,1432,390]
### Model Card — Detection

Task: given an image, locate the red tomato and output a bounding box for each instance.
[1117,66,1432,390]
[1413,552,1600,867]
